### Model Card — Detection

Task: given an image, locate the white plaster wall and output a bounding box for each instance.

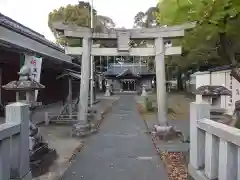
[211,71,230,110]
[196,95,202,103]
[211,71,229,86]
[195,71,210,88]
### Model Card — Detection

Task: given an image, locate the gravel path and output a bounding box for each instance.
[61,95,168,180]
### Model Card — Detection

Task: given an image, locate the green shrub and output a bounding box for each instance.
[145,98,154,112]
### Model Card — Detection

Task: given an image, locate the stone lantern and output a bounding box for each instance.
[2,65,57,177]
[105,82,111,96]
[195,85,232,108]
[195,85,232,121]
[141,84,148,96]
[2,65,45,106]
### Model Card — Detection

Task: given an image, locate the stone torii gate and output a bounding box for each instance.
[53,22,195,133]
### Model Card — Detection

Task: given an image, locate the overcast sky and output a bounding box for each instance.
[0,0,158,41]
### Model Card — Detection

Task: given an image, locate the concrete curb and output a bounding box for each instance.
[53,143,84,180]
[94,98,118,129]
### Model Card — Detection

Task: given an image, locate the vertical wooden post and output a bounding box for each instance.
[6,102,32,179]
[68,77,73,118]
[189,102,210,169]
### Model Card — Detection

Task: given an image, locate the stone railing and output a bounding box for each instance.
[189,102,240,180]
[0,103,31,180]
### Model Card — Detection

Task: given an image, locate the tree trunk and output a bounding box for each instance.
[177,68,183,91]
[219,32,240,83]
[230,68,240,83]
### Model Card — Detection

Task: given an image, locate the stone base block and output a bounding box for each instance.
[152,125,181,141]
[105,91,111,96]
[72,123,98,137]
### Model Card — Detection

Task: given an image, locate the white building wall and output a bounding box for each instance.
[211,70,231,110]
[195,71,210,88]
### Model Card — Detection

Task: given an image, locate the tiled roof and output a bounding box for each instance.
[208,65,232,72]
[116,69,140,78]
[104,63,155,76]
[2,79,45,91]
[0,13,64,52]
[195,85,232,96]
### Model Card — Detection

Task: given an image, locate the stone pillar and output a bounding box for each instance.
[78,37,91,124]
[6,103,32,180]
[155,37,168,126]
[141,84,148,96]
[105,83,111,96]
[99,75,103,91]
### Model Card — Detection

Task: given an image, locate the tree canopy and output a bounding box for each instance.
[156,0,240,82]
[134,6,159,28]
[48,1,115,46]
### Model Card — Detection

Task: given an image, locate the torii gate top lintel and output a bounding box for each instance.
[52,22,196,39]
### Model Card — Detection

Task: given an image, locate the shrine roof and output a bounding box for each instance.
[104,63,155,77]
[116,69,140,78]
[57,69,81,80]
[195,85,232,96]
[2,79,45,91]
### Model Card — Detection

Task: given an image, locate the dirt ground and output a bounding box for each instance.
[140,92,192,121]
[167,93,192,121]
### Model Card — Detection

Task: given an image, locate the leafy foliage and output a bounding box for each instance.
[156,0,240,82]
[134,6,159,28]
[48,1,115,45]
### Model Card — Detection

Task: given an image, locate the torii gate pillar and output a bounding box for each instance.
[155,37,168,126]
[78,37,91,124]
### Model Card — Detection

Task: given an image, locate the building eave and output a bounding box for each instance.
[0,13,73,64]
[0,13,63,52]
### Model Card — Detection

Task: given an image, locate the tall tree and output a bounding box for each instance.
[134,6,158,28]
[156,0,240,82]
[48,1,115,46]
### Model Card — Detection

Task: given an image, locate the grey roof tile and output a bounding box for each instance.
[195,85,232,96]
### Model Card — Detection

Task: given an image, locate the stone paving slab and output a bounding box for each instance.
[61,95,168,180]
[33,125,83,180]
[32,98,118,180]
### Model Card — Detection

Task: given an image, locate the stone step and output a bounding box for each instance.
[156,143,190,152]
